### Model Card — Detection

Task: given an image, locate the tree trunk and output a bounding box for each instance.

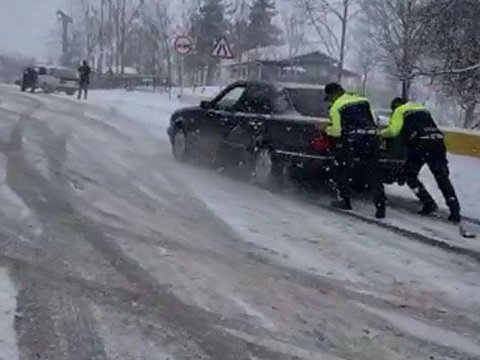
[337,0,349,82]
[99,0,105,74]
[463,103,476,128]
[166,44,172,99]
[361,71,368,95]
[401,79,411,99]
[120,0,126,75]
[206,64,214,86]
[114,0,121,74]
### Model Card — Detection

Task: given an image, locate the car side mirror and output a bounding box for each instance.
[200,100,212,109]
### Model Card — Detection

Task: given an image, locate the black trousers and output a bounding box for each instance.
[405,140,460,213]
[78,82,89,100]
[333,135,386,208]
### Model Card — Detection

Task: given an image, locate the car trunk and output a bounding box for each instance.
[265,116,330,154]
[265,86,331,154]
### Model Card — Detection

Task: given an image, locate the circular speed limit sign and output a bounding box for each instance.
[174,36,194,55]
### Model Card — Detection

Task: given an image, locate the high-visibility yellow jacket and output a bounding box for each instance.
[381,102,443,144]
[326,93,377,138]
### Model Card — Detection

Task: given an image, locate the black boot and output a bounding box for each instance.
[331,198,352,210]
[418,201,438,216]
[448,212,461,224]
[375,204,386,219]
[447,199,461,224]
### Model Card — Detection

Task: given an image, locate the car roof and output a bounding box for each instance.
[33,64,75,71]
[228,80,326,91]
[375,108,392,115]
[228,80,271,87]
[275,82,326,90]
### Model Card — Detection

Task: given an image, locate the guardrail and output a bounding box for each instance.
[442,127,480,158]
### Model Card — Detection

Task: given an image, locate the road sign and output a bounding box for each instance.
[211,37,234,59]
[174,36,194,55]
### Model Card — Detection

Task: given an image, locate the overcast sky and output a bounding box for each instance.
[0,0,67,59]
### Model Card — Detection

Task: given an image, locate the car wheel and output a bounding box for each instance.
[43,83,53,93]
[172,127,189,162]
[252,148,284,189]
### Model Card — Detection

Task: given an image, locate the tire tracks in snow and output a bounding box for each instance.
[0,90,299,360]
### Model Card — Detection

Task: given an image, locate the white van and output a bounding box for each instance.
[33,65,78,95]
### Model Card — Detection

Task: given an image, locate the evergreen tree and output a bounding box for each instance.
[188,0,229,84]
[245,0,283,51]
[227,0,249,59]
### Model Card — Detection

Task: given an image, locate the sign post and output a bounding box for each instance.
[174,35,194,98]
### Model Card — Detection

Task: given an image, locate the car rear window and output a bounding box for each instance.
[36,67,47,75]
[51,68,78,80]
[284,88,328,117]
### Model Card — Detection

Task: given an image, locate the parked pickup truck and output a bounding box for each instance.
[167,80,406,189]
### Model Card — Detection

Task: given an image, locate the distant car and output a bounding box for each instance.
[168,80,407,189]
[21,65,78,95]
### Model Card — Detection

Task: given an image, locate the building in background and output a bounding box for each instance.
[220,44,360,86]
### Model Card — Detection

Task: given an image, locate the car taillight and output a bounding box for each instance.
[310,134,331,152]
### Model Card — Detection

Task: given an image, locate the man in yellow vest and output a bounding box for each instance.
[381,98,461,223]
[324,83,386,218]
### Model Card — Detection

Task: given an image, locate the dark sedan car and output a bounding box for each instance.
[167,81,406,189]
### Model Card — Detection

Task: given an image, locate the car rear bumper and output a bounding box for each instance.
[273,149,405,184]
[57,85,77,92]
[273,149,333,166]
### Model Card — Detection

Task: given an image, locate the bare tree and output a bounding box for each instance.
[143,0,174,88]
[118,0,145,74]
[360,0,454,99]
[300,0,358,81]
[82,0,101,63]
[353,35,381,94]
[282,11,306,58]
[422,0,480,128]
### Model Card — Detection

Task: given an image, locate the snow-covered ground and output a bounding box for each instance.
[3,84,480,359]
[84,88,480,218]
[0,268,19,360]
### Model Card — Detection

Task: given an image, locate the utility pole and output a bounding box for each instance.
[57,10,73,66]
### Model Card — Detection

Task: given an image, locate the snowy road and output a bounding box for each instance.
[1,85,480,360]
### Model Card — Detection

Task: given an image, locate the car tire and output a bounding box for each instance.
[251,148,284,189]
[43,83,53,93]
[171,126,189,162]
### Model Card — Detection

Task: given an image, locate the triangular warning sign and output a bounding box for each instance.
[211,37,234,59]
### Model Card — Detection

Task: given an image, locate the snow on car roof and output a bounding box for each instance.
[275,82,326,90]
[33,64,76,71]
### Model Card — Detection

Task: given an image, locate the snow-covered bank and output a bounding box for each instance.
[79,89,480,218]
[0,268,19,360]
[386,154,480,219]
[86,90,181,139]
